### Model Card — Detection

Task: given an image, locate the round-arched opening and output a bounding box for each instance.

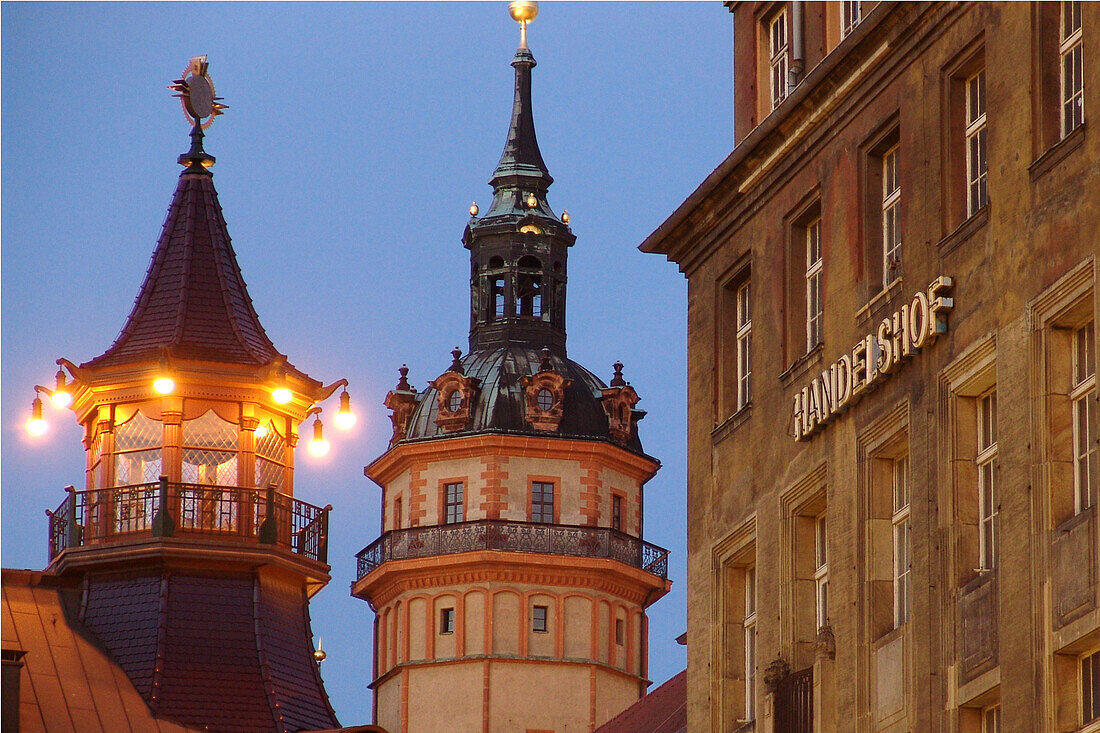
[537,388,554,411]
[447,391,463,412]
[518,255,541,269]
[489,255,505,269]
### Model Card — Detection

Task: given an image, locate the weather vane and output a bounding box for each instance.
[509,1,538,49]
[168,55,227,130]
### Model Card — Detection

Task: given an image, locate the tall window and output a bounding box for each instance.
[113,411,162,486]
[744,566,758,721]
[182,410,237,486]
[977,389,998,570]
[965,68,988,217]
[1061,0,1085,137]
[1083,648,1100,725]
[444,482,464,524]
[532,605,548,633]
[892,454,911,627]
[737,280,752,410]
[1074,321,1097,513]
[532,481,555,523]
[254,420,286,490]
[806,218,823,351]
[982,703,1002,733]
[612,495,623,531]
[769,10,789,110]
[814,512,829,629]
[393,496,403,530]
[882,145,901,284]
[440,607,455,634]
[841,1,862,38]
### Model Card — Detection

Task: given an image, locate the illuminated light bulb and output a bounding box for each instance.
[51,369,73,408]
[27,397,48,436]
[308,417,330,457]
[334,389,356,430]
[153,377,175,394]
[254,423,269,439]
[272,387,293,404]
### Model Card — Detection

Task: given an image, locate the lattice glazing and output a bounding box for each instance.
[182,449,237,485]
[115,449,162,486]
[255,458,284,490]
[183,410,237,450]
[114,412,161,451]
[255,423,286,461]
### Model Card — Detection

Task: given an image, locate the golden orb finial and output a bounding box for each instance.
[470,201,479,217]
[509,1,539,48]
[561,209,570,224]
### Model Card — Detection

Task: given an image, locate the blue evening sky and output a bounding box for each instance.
[2,2,732,724]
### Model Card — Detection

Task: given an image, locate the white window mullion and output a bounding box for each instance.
[1061,0,1085,137]
[737,281,752,410]
[806,219,823,351]
[965,69,988,217]
[769,11,789,110]
[1073,321,1097,513]
[892,454,911,627]
[882,145,901,285]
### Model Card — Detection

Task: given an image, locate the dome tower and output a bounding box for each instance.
[351,7,671,732]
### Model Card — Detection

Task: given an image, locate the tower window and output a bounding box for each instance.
[444,482,464,524]
[531,481,555,523]
[615,618,625,645]
[537,388,554,411]
[532,605,548,632]
[447,390,463,413]
[612,495,623,531]
[516,256,543,318]
[492,277,506,319]
[440,608,455,634]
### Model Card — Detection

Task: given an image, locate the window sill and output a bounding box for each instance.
[872,620,908,650]
[712,404,752,445]
[937,205,990,257]
[1054,503,1095,535]
[1029,122,1086,183]
[779,344,823,387]
[856,277,903,330]
[960,565,997,596]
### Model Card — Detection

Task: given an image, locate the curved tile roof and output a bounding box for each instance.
[402,345,646,455]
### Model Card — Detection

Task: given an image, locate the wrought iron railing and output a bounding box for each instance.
[355,520,669,581]
[775,666,813,733]
[46,479,330,564]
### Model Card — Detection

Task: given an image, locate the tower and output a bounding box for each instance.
[27,59,349,732]
[351,6,671,732]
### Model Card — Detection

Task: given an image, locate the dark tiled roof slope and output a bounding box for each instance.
[595,669,687,733]
[83,172,284,369]
[402,345,647,455]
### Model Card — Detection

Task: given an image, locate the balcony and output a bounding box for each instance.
[355,520,669,581]
[47,479,330,564]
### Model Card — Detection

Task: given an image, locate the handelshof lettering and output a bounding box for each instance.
[792,276,953,440]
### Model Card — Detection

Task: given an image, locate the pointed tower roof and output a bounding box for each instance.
[82,126,300,378]
[488,45,552,192]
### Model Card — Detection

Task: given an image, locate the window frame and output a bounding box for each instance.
[1083,647,1100,726]
[892,453,912,627]
[981,702,1002,733]
[612,494,623,531]
[841,1,862,38]
[769,9,789,110]
[439,607,455,635]
[737,279,753,410]
[965,68,989,218]
[532,605,549,633]
[814,511,829,629]
[805,217,824,352]
[977,388,999,571]
[744,565,758,722]
[443,481,464,524]
[531,480,555,524]
[881,144,902,286]
[1073,321,1097,513]
[1061,0,1085,138]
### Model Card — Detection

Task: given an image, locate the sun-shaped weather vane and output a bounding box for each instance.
[168,55,227,130]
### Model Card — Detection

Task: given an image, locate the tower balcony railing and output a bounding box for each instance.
[355,520,669,581]
[46,478,330,564]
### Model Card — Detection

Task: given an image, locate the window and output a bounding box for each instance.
[1061,0,1085,137]
[532,605,548,633]
[537,388,554,411]
[814,512,829,629]
[615,618,625,645]
[977,389,998,570]
[737,280,752,409]
[612,495,623,531]
[1083,649,1100,725]
[254,419,286,490]
[841,1,862,38]
[444,482,464,524]
[769,10,789,110]
[882,145,902,284]
[965,68,988,217]
[516,256,543,318]
[892,454,911,627]
[447,390,463,412]
[182,410,238,486]
[393,496,402,530]
[744,566,758,721]
[1074,321,1097,513]
[113,411,162,486]
[440,607,455,634]
[805,218,823,351]
[981,703,1001,733]
[531,481,555,523]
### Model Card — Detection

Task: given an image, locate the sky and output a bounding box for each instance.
[2,2,732,724]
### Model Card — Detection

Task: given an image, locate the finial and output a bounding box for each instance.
[509,1,539,49]
[168,56,227,173]
[540,346,552,372]
[561,209,570,224]
[313,637,327,663]
[526,193,538,209]
[450,347,465,375]
[610,361,626,387]
[396,364,413,392]
[470,201,480,217]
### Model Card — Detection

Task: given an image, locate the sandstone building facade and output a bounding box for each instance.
[642,2,1098,732]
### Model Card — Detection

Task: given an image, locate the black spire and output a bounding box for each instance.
[464,34,575,356]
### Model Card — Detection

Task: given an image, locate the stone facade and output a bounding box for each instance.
[642,2,1099,732]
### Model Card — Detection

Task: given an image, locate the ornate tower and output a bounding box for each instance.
[352,7,671,732]
[29,59,348,732]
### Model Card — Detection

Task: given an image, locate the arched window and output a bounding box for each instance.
[516,256,543,319]
[182,410,238,486]
[113,411,162,486]
[492,277,506,319]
